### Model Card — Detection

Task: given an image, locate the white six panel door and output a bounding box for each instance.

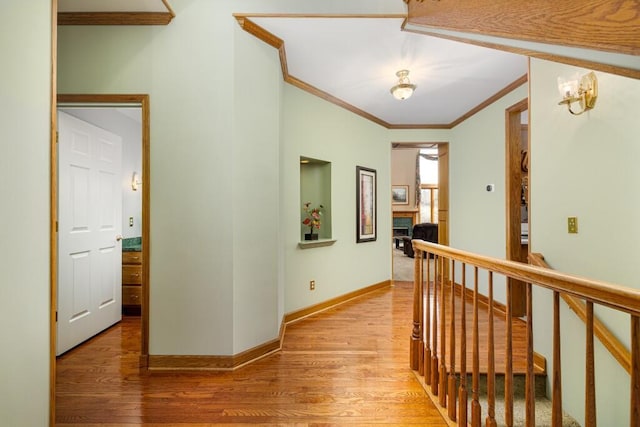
[57,111,123,355]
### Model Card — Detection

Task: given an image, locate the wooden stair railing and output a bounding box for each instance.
[529,252,632,375]
[410,241,640,427]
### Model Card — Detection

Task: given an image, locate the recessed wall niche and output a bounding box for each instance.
[300,156,332,242]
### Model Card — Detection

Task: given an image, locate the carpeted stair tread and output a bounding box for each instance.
[416,372,580,426]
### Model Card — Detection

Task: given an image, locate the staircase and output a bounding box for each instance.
[426,373,580,427]
[413,327,580,426]
[409,242,640,426]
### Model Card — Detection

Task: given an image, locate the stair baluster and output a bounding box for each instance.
[458,264,468,426]
[471,266,482,426]
[585,301,596,427]
[505,281,514,427]
[552,291,563,426]
[431,255,439,395]
[439,256,448,408]
[631,316,640,426]
[525,283,535,426]
[448,260,457,421]
[410,250,422,371]
[424,250,432,385]
[486,271,497,427]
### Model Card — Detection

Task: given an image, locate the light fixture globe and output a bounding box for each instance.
[390,69,417,100]
[557,71,598,115]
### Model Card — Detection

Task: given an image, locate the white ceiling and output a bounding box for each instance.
[250,17,528,127]
[56,1,528,127]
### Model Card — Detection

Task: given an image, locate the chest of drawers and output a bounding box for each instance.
[122,251,142,315]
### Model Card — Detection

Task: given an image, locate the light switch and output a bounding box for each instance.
[129,217,134,227]
[568,217,578,234]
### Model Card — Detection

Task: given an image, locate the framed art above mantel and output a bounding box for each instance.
[392,185,409,205]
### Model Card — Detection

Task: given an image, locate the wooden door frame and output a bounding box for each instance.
[50,2,152,424]
[50,3,57,425]
[505,97,529,317]
[437,143,449,247]
[51,94,151,424]
[390,142,449,281]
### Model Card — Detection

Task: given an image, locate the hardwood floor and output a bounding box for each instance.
[56,282,447,426]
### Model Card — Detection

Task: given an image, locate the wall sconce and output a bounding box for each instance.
[390,69,417,100]
[557,71,598,115]
[131,172,142,191]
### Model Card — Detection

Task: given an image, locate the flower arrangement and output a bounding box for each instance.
[302,202,323,236]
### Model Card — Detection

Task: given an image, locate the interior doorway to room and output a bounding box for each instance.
[54,95,150,360]
[391,142,449,282]
[56,110,124,355]
[505,99,529,317]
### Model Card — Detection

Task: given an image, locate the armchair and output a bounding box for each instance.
[402,223,438,258]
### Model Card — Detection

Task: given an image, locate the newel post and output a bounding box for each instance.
[410,245,423,370]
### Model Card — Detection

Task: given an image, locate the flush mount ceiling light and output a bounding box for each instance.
[390,69,417,100]
[557,71,598,115]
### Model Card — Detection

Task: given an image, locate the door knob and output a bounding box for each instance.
[116,235,123,241]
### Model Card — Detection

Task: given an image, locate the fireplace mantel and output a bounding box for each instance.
[392,209,419,229]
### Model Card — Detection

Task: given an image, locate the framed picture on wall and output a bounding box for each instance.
[356,166,377,243]
[392,185,409,205]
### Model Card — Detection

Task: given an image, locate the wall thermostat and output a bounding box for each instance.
[486,184,495,192]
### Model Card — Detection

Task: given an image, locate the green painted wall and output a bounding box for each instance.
[530,58,640,426]
[10,1,632,424]
[57,0,403,357]
[59,2,238,355]
[0,1,51,425]
[282,84,391,312]
[232,22,282,353]
[449,84,529,304]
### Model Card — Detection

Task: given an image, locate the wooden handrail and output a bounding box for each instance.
[529,252,632,375]
[411,241,639,426]
[412,241,640,316]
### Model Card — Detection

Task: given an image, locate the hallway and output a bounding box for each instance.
[56,282,447,425]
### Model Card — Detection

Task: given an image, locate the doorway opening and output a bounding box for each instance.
[390,142,449,282]
[505,98,529,317]
[53,94,150,367]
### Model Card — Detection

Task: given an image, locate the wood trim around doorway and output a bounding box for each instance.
[50,2,58,425]
[505,97,529,317]
[437,143,449,247]
[52,94,151,425]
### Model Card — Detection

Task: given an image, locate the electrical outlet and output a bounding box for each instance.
[568,216,578,234]
[310,280,315,291]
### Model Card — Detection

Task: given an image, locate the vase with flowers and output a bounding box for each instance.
[302,202,323,240]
